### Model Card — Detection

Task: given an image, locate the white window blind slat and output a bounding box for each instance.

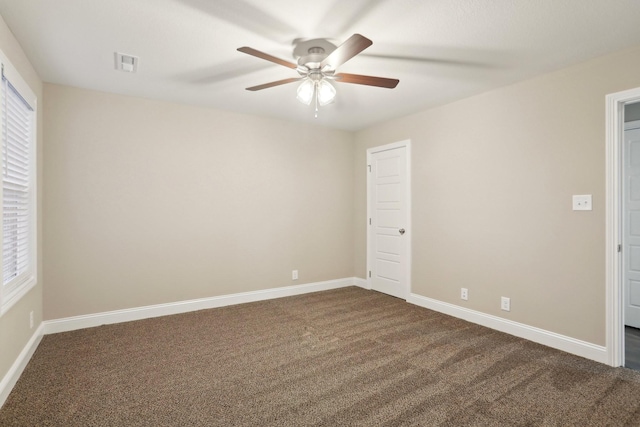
[4,213,29,219]
[5,165,28,178]
[6,128,28,141]
[3,221,29,233]
[5,143,28,157]
[2,208,29,215]
[3,184,28,193]
[5,134,28,150]
[2,230,29,241]
[2,226,29,241]
[2,248,29,268]
[2,207,29,214]
[6,113,28,128]
[6,131,29,146]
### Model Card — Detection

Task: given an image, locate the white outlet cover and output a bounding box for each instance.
[572,194,592,211]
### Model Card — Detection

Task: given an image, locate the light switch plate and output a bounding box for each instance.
[572,195,592,211]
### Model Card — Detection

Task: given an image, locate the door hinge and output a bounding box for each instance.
[369,218,371,225]
[368,270,371,278]
[368,165,371,172]
[618,244,622,253]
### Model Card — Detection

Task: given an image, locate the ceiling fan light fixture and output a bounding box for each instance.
[239,34,397,116]
[317,80,336,106]
[296,78,314,105]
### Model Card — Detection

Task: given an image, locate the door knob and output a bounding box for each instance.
[399,228,405,235]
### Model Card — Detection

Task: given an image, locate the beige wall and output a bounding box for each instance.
[354,46,640,346]
[0,16,43,382]
[43,84,354,319]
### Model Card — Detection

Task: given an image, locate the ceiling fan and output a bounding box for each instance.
[237,34,399,115]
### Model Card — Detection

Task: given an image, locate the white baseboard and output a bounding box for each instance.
[407,293,608,364]
[44,277,358,335]
[0,323,43,409]
[353,277,370,290]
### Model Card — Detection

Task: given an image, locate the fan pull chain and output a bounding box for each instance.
[314,82,319,118]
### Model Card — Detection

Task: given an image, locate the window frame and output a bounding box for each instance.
[0,49,37,316]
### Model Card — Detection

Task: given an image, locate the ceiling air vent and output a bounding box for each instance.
[114,52,138,73]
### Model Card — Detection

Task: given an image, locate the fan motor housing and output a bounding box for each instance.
[293,38,337,69]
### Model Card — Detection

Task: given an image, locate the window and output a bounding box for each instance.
[0,50,37,315]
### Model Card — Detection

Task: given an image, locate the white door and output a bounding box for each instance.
[367,143,409,299]
[624,123,640,328]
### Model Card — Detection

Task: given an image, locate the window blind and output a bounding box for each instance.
[1,74,33,293]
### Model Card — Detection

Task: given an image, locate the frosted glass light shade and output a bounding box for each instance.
[317,80,336,106]
[296,79,314,105]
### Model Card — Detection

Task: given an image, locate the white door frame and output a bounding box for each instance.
[366,139,412,299]
[606,87,640,367]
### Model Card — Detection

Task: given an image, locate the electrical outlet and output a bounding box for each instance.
[572,195,592,211]
[29,311,34,329]
[461,288,468,301]
[292,270,298,280]
[501,297,511,312]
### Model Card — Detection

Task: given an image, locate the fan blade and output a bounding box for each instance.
[362,53,498,68]
[183,0,298,44]
[320,34,372,70]
[334,73,399,88]
[314,0,387,38]
[246,77,302,91]
[237,47,298,69]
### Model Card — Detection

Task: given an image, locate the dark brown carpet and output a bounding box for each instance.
[2,287,640,426]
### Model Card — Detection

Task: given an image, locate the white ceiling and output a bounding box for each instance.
[1,0,640,131]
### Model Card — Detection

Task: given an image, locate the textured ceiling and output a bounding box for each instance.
[1,0,640,130]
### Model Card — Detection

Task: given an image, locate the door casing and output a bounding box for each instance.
[606,87,640,367]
